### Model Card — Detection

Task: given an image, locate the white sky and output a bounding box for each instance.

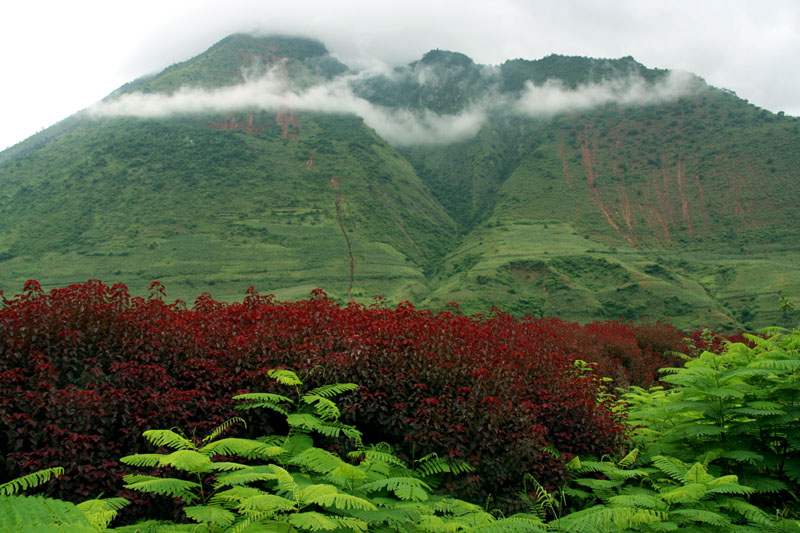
[1,0,799,151]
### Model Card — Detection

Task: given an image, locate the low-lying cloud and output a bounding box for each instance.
[514,70,699,116]
[88,65,700,146]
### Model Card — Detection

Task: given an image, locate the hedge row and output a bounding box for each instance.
[1,280,687,513]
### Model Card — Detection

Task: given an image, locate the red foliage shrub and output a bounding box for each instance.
[0,280,686,512]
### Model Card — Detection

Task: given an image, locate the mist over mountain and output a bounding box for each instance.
[1,33,798,330]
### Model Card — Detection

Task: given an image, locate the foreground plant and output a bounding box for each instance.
[117,369,547,532]
[0,467,128,532]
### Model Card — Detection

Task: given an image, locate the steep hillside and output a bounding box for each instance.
[1,33,798,330]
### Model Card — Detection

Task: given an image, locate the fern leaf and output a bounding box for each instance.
[618,448,640,468]
[208,461,249,472]
[298,484,377,511]
[213,466,279,489]
[305,382,358,398]
[608,494,658,509]
[233,392,293,415]
[683,463,714,484]
[718,449,765,465]
[669,508,732,527]
[360,477,432,502]
[0,494,95,532]
[142,429,194,450]
[267,464,299,495]
[651,455,690,481]
[749,358,800,371]
[201,437,285,460]
[120,453,164,468]
[202,417,246,443]
[325,461,368,485]
[473,513,548,532]
[183,504,237,528]
[122,475,200,503]
[76,497,129,529]
[738,475,788,493]
[301,394,341,420]
[287,510,341,531]
[660,482,708,503]
[705,483,756,496]
[159,449,214,472]
[268,369,303,386]
[287,413,324,433]
[291,447,345,475]
[0,467,64,496]
[237,493,297,513]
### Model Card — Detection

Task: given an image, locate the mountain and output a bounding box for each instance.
[1,33,798,330]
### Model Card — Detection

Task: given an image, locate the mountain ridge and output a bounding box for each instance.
[1,33,798,330]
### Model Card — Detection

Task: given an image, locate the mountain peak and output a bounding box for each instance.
[418,49,475,68]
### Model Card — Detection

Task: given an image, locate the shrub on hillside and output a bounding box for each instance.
[0,280,685,512]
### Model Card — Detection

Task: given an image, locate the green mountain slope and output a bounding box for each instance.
[1,33,798,330]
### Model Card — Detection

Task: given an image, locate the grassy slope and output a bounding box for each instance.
[416,90,800,330]
[0,112,456,305]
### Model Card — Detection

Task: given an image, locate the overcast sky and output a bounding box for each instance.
[2,0,798,151]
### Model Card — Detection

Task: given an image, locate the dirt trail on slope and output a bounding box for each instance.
[331,176,355,300]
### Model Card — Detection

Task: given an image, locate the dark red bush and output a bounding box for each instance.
[0,280,685,512]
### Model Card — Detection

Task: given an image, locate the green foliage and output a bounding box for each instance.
[0,468,129,532]
[623,329,800,516]
[0,467,64,496]
[116,369,546,532]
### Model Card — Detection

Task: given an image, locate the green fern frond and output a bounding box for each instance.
[618,448,640,468]
[287,412,325,433]
[159,449,214,472]
[360,477,432,502]
[720,498,777,528]
[76,497,129,529]
[738,475,788,493]
[669,508,732,526]
[142,429,195,450]
[207,461,249,472]
[413,453,474,479]
[607,493,658,509]
[201,437,285,460]
[268,369,303,386]
[0,467,64,496]
[326,461,368,485]
[305,382,359,399]
[210,485,263,506]
[473,513,548,532]
[120,453,164,468]
[718,449,765,465]
[0,494,95,532]
[122,475,200,503]
[233,392,293,415]
[555,504,664,532]
[683,463,714,484]
[661,482,708,503]
[301,394,341,420]
[267,464,299,495]
[287,510,343,531]
[202,416,246,443]
[705,483,756,496]
[651,455,690,481]
[298,484,377,511]
[291,447,345,475]
[236,492,297,513]
[213,466,279,489]
[183,504,237,528]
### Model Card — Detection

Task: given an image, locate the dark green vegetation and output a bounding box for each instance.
[1,33,799,330]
